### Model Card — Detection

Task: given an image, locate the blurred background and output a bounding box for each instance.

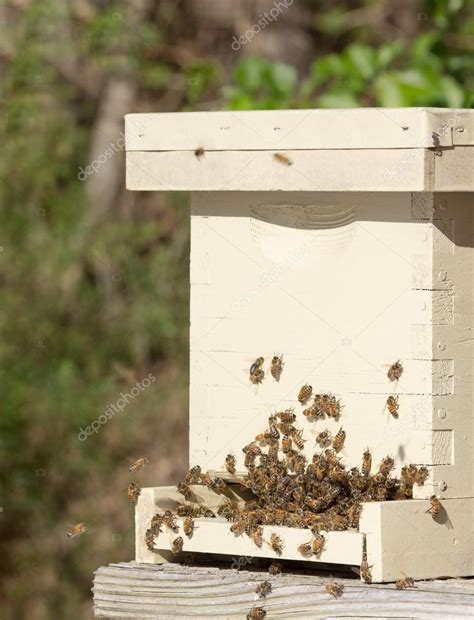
[0,0,472,617]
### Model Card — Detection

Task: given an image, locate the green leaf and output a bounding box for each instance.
[266,62,298,97]
[233,56,267,93]
[440,75,465,107]
[374,74,408,107]
[316,89,360,108]
[344,43,377,80]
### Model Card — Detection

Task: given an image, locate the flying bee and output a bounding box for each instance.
[361,448,372,476]
[255,580,272,598]
[185,465,201,484]
[312,533,325,555]
[386,395,399,418]
[332,427,346,451]
[270,355,284,381]
[426,495,441,518]
[144,528,155,550]
[281,434,292,453]
[291,428,305,450]
[128,457,149,472]
[176,482,192,501]
[163,510,178,531]
[395,576,416,590]
[183,516,194,537]
[277,409,295,423]
[194,146,205,159]
[273,152,292,166]
[326,577,344,599]
[250,525,263,547]
[269,532,284,554]
[247,607,266,619]
[250,357,264,379]
[68,523,86,539]
[171,536,184,555]
[316,430,331,447]
[415,466,429,485]
[225,453,236,475]
[268,561,283,575]
[298,541,313,556]
[298,384,313,404]
[127,482,141,503]
[387,360,403,382]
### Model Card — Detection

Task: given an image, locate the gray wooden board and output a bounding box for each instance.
[93,561,474,619]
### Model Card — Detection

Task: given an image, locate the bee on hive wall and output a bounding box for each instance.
[185,465,201,484]
[426,495,442,518]
[225,453,236,474]
[249,357,265,384]
[332,427,346,451]
[270,355,284,381]
[171,536,184,555]
[386,395,399,418]
[387,360,403,382]
[298,384,312,404]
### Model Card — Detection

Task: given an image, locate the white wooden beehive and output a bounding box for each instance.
[125,108,474,582]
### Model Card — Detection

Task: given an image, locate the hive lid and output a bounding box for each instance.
[125,108,474,192]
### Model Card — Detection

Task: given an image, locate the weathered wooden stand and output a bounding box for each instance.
[94,108,474,614]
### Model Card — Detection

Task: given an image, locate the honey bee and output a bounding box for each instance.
[230,519,246,535]
[183,553,197,565]
[250,357,265,380]
[266,424,280,441]
[303,406,317,419]
[247,607,266,619]
[171,536,184,555]
[225,453,236,475]
[426,495,441,518]
[298,541,313,556]
[269,532,284,554]
[327,396,342,419]
[268,440,279,461]
[415,466,429,485]
[281,434,292,453]
[361,448,372,476]
[378,456,395,477]
[386,395,399,418]
[347,502,362,527]
[387,360,403,382]
[270,355,284,381]
[298,384,313,404]
[316,430,331,447]
[359,559,373,584]
[210,477,227,493]
[326,577,344,598]
[273,152,292,166]
[163,510,178,531]
[185,465,201,484]
[127,482,141,503]
[177,482,192,501]
[128,457,149,472]
[150,513,164,533]
[144,528,155,550]
[312,533,325,555]
[332,427,346,451]
[68,523,86,539]
[291,428,305,450]
[194,146,205,159]
[395,576,416,589]
[268,561,283,575]
[183,516,194,537]
[255,580,272,598]
[400,464,417,485]
[250,525,263,547]
[277,408,295,423]
[250,369,265,385]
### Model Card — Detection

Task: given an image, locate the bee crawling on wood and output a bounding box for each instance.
[387,360,403,382]
[163,510,178,532]
[144,528,155,550]
[426,495,442,518]
[332,427,346,451]
[249,525,264,548]
[297,541,313,556]
[359,559,373,584]
[247,606,266,619]
[395,576,416,590]
[255,580,272,598]
[127,482,141,503]
[185,465,201,484]
[249,357,265,384]
[312,533,325,555]
[150,513,164,533]
[361,447,372,476]
[273,152,292,166]
[269,533,284,555]
[68,523,86,539]
[176,482,193,501]
[270,355,284,381]
[225,453,236,475]
[194,146,205,159]
[171,536,184,555]
[326,576,344,598]
[386,395,399,418]
[128,457,149,472]
[183,516,195,537]
[298,384,313,404]
[415,466,429,485]
[268,561,283,575]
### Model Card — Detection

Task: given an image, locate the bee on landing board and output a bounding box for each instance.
[127,482,141,503]
[312,533,325,555]
[225,453,236,475]
[359,559,373,584]
[185,465,201,484]
[255,580,272,598]
[386,395,399,418]
[171,536,184,555]
[68,523,86,539]
[297,541,313,556]
[270,355,284,381]
[247,607,266,619]
[183,516,194,537]
[426,495,442,518]
[128,457,149,472]
[316,430,331,448]
[269,533,284,554]
[326,577,344,598]
[387,360,403,382]
[395,576,416,589]
[332,427,346,451]
[298,384,313,404]
[273,152,292,166]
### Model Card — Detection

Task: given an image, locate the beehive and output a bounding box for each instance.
[125,108,474,582]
